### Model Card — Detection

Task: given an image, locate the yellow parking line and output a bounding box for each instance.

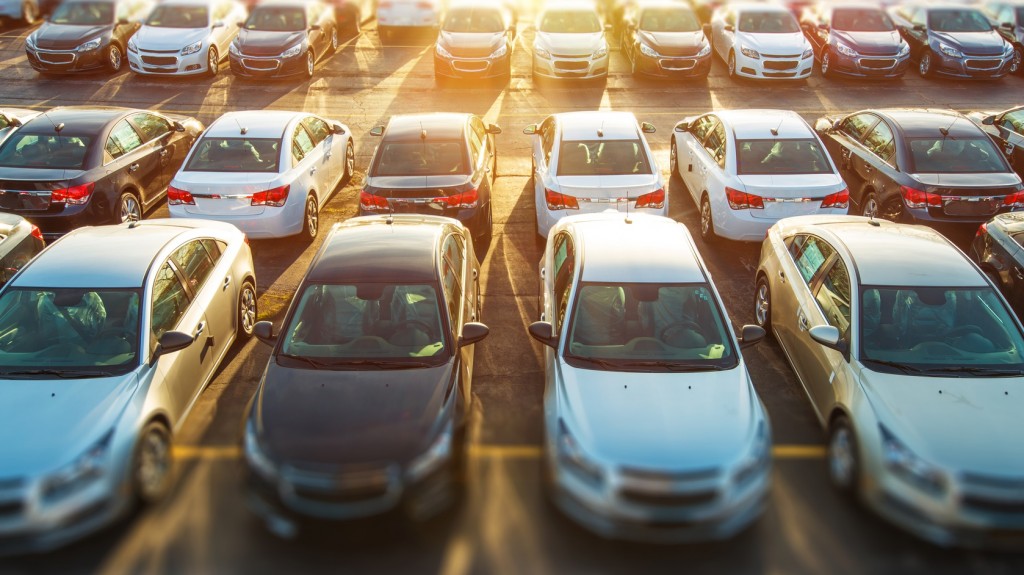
[773,445,827,459]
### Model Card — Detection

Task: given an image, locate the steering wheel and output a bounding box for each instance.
[659,320,703,341]
[391,319,434,337]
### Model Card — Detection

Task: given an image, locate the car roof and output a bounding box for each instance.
[205,110,303,139]
[568,214,708,283]
[557,111,640,141]
[778,216,986,287]
[541,3,599,14]
[156,0,217,7]
[733,3,792,14]
[253,0,312,8]
[18,106,133,135]
[717,109,813,139]
[309,216,451,283]
[384,113,469,143]
[873,108,983,138]
[12,219,237,289]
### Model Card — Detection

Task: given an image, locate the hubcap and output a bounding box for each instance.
[822,53,829,74]
[701,201,711,235]
[306,200,318,237]
[755,284,769,325]
[729,54,735,75]
[333,31,338,50]
[920,54,929,75]
[120,196,140,222]
[137,430,169,497]
[346,146,355,177]
[670,143,677,171]
[307,53,314,76]
[829,427,855,488]
[209,49,217,72]
[110,47,121,70]
[863,197,878,217]
[240,286,256,334]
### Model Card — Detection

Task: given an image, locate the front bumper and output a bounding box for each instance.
[826,50,910,78]
[128,48,209,76]
[434,53,510,79]
[929,51,1013,79]
[25,46,109,73]
[735,52,813,80]
[635,51,712,78]
[228,51,307,79]
[533,53,609,80]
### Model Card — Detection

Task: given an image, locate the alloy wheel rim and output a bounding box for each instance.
[346,145,355,176]
[755,284,769,325]
[701,201,711,235]
[240,287,256,334]
[209,49,217,74]
[332,30,338,51]
[307,52,314,76]
[920,54,929,75]
[670,142,677,171]
[829,427,855,487]
[137,430,169,497]
[1013,49,1022,74]
[110,46,122,70]
[121,196,140,222]
[729,53,735,75]
[863,197,877,217]
[306,200,318,237]
[821,53,829,75]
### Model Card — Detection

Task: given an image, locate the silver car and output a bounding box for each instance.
[755,214,1024,548]
[527,212,771,543]
[0,219,256,553]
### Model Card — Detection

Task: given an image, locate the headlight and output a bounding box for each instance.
[490,43,507,59]
[243,420,277,481]
[898,42,910,57]
[740,46,760,60]
[696,42,711,58]
[229,41,241,56]
[881,426,947,496]
[26,33,36,50]
[406,420,453,482]
[802,47,814,59]
[181,41,202,56]
[733,420,771,487]
[534,45,550,60]
[41,431,112,501]
[1005,42,1015,57]
[127,37,138,53]
[556,420,603,485]
[280,43,303,58]
[639,43,659,58]
[435,42,452,58]
[835,42,857,58]
[592,46,608,60]
[76,37,103,53]
[939,43,962,59]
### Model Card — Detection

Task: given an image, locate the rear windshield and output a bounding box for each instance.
[736,139,831,175]
[0,134,92,169]
[372,141,467,176]
[556,140,652,176]
[738,11,800,33]
[539,10,601,33]
[640,7,701,32]
[50,2,114,26]
[928,9,992,32]
[245,7,306,31]
[907,137,1008,174]
[443,7,505,33]
[146,5,209,28]
[185,138,281,172]
[831,8,895,32]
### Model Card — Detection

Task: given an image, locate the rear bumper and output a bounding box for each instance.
[169,202,304,239]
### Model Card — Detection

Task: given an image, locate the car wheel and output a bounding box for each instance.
[343,142,355,184]
[330,28,339,53]
[117,192,141,223]
[1011,46,1022,75]
[670,139,679,177]
[879,198,904,223]
[301,195,319,242]
[22,0,38,24]
[820,49,832,78]
[107,43,123,74]
[861,192,879,217]
[827,415,860,496]
[238,279,257,338]
[206,46,219,78]
[727,50,737,78]
[918,50,933,78]
[132,421,173,505]
[700,195,717,242]
[630,48,638,76]
[754,276,771,329]
[303,50,315,79]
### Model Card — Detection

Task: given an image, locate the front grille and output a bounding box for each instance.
[551,53,587,59]
[554,60,588,71]
[659,58,696,71]
[449,46,493,58]
[285,462,393,504]
[763,71,797,78]
[0,499,24,518]
[242,58,279,70]
[943,197,1001,217]
[35,51,75,64]
[961,495,1024,515]
[861,58,896,69]
[620,467,720,482]
[292,483,390,504]
[764,60,798,70]
[966,59,1001,70]
[141,48,178,54]
[141,55,177,66]
[962,473,1024,490]
[656,46,698,57]
[0,477,24,490]
[761,53,800,58]
[452,60,487,72]
[619,487,718,507]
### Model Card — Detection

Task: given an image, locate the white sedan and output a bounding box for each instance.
[127,0,248,77]
[168,110,355,241]
[711,3,814,79]
[532,3,610,81]
[524,111,665,240]
[670,109,849,242]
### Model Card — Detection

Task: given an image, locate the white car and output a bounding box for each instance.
[527,212,771,543]
[167,110,355,241]
[532,3,610,81]
[524,111,665,240]
[670,109,849,242]
[0,108,39,148]
[377,0,443,43]
[127,0,248,77]
[711,3,814,79]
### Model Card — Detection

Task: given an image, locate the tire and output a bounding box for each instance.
[132,421,173,505]
[329,28,339,53]
[206,46,219,78]
[754,276,771,329]
[861,192,879,218]
[630,48,638,76]
[699,195,717,242]
[343,142,355,184]
[879,198,904,223]
[670,139,679,177]
[1011,46,1022,75]
[301,195,319,242]
[918,50,933,78]
[727,50,737,78]
[117,192,141,223]
[106,43,123,74]
[303,50,315,80]
[21,1,38,25]
[238,279,257,339]
[820,49,832,78]
[827,415,860,496]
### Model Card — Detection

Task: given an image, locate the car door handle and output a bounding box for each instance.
[798,313,809,331]
[1015,268,1024,280]
[779,270,786,282]
[325,151,332,159]
[159,149,169,158]
[129,163,140,172]
[194,321,206,338]
[223,276,231,290]
[310,167,317,175]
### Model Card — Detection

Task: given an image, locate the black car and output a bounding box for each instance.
[982,1,1024,74]
[620,2,712,78]
[0,106,204,240]
[243,214,489,532]
[968,105,1024,177]
[330,0,375,37]
[433,4,515,84]
[972,212,1024,314]
[228,0,338,80]
[815,108,1024,231]
[24,0,151,74]
[889,2,1014,79]
[801,2,910,78]
[0,213,44,286]
[360,113,500,247]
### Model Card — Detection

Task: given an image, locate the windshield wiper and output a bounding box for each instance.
[920,366,1024,377]
[324,359,436,370]
[277,353,329,370]
[568,356,621,370]
[620,360,731,372]
[0,369,114,379]
[863,359,925,375]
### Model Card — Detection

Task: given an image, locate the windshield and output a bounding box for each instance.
[907,137,1008,173]
[278,283,450,368]
[831,8,895,32]
[245,7,306,32]
[539,9,601,33]
[50,1,114,25]
[372,141,467,176]
[443,8,505,33]
[739,11,800,33]
[0,288,140,377]
[928,9,992,32]
[0,134,91,169]
[556,139,652,176]
[185,138,281,172]
[146,5,209,28]
[736,139,831,175]
[861,286,1024,375]
[640,8,701,32]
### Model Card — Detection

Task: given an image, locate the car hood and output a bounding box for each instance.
[639,30,706,55]
[931,30,1006,56]
[0,374,136,476]
[737,31,808,55]
[557,363,758,468]
[32,23,109,51]
[908,172,1021,188]
[536,31,605,56]
[439,31,504,51]
[234,29,305,56]
[134,26,209,51]
[860,368,1024,475]
[254,361,454,465]
[554,174,660,198]
[832,30,903,55]
[365,175,472,189]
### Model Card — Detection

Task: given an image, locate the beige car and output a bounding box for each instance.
[755,214,1024,549]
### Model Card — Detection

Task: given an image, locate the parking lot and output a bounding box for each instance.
[3,11,1024,575]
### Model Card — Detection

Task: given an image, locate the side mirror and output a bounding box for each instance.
[523,123,538,136]
[212,20,225,29]
[332,122,346,134]
[982,115,996,126]
[673,121,689,133]
[528,321,558,348]
[1001,22,1014,30]
[702,23,711,37]
[369,125,384,137]
[724,24,734,32]
[172,121,186,132]
[253,321,276,344]
[641,122,656,134]
[9,116,22,128]
[809,324,849,357]
[912,24,925,32]
[309,24,321,31]
[487,123,502,135]
[237,21,246,28]
[459,322,490,347]
[738,324,766,349]
[818,22,829,31]
[151,331,194,364]
[117,17,129,25]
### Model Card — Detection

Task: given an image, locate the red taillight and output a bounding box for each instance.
[1004,191,1024,208]
[726,187,764,210]
[50,182,94,205]
[977,222,988,237]
[29,224,43,242]
[821,188,850,210]
[439,188,478,209]
[635,188,665,209]
[416,1,433,8]
[545,189,579,210]
[359,190,389,211]
[167,185,195,206]
[900,185,941,209]
[379,1,392,7]
[251,184,289,207]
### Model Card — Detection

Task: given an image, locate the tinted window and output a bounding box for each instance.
[737,139,830,175]
[0,134,91,169]
[372,141,467,176]
[146,5,209,27]
[738,11,800,33]
[291,126,315,165]
[441,235,465,328]
[186,138,280,172]
[907,137,1009,173]
[539,9,601,33]
[444,7,505,32]
[151,263,191,344]
[689,116,716,143]
[703,124,727,168]
[301,117,331,146]
[552,232,574,332]
[840,113,878,141]
[831,8,895,31]
[107,120,144,159]
[789,235,835,284]
[639,7,700,32]
[170,241,217,294]
[862,122,896,164]
[815,262,852,336]
[245,6,305,31]
[928,9,992,32]
[556,140,652,176]
[50,1,114,25]
[999,109,1024,134]
[128,113,171,143]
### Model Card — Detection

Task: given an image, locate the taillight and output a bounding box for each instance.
[821,188,850,210]
[900,185,941,209]
[976,222,988,237]
[50,182,94,205]
[416,1,433,8]
[545,189,579,210]
[29,224,43,242]
[251,184,289,207]
[1004,191,1024,208]
[167,185,195,206]
[359,190,389,211]
[635,188,665,209]
[379,1,392,7]
[726,187,764,210]
[440,188,478,209]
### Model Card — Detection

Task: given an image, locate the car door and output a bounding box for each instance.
[534,117,556,205]
[857,118,902,212]
[824,113,878,206]
[105,118,161,214]
[797,255,853,419]
[128,113,177,202]
[993,109,1024,176]
[803,6,827,54]
[1006,232,1024,310]
[468,117,492,208]
[691,117,726,200]
[900,7,929,59]
[441,231,472,410]
[680,115,714,198]
[300,116,336,191]
[291,123,325,203]
[308,2,328,56]
[169,238,234,364]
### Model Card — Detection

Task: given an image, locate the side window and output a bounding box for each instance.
[551,232,575,332]
[690,115,714,143]
[169,240,219,293]
[703,122,727,169]
[909,8,926,27]
[468,128,484,167]
[815,261,852,337]
[862,121,896,165]
[840,113,878,142]
[788,235,836,285]
[301,117,331,146]
[441,234,465,328]
[213,1,231,21]
[106,120,144,160]
[203,239,225,258]
[151,263,191,345]
[128,113,171,143]
[291,126,315,165]
[999,110,1024,134]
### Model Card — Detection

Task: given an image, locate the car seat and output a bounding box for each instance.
[572,286,626,345]
[560,143,591,174]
